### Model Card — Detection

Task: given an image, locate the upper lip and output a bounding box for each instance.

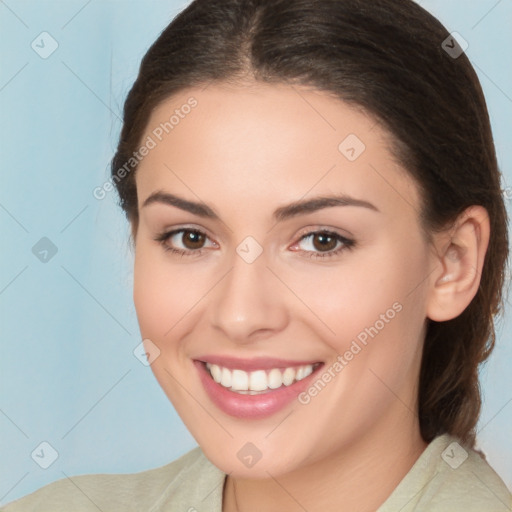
[196,355,322,372]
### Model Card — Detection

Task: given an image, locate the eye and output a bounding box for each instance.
[291,230,356,259]
[154,228,217,257]
[154,227,355,260]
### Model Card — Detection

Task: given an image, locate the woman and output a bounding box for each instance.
[3,0,511,510]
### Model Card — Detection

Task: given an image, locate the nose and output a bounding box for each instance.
[210,246,289,343]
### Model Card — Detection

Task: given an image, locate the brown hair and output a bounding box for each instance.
[111,0,509,447]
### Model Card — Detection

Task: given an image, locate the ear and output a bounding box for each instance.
[426,205,490,322]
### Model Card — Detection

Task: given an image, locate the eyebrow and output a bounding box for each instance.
[142,191,380,221]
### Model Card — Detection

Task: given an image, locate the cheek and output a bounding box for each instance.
[132,248,199,400]
[280,256,391,341]
[133,247,186,339]
[285,243,427,362]
[132,246,219,342]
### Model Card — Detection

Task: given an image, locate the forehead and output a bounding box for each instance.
[135,81,422,223]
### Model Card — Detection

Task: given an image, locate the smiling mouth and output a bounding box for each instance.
[203,362,323,395]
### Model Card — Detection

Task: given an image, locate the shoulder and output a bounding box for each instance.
[1,447,226,512]
[379,434,512,512]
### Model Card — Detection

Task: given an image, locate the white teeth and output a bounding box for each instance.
[302,365,313,378]
[209,364,222,383]
[205,363,317,393]
[267,368,283,389]
[220,367,232,388]
[231,369,249,391]
[282,367,295,386]
[249,370,268,391]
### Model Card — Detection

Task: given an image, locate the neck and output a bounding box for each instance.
[223,411,427,512]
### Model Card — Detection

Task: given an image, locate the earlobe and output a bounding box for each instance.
[426,205,490,322]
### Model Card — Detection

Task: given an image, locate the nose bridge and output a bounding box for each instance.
[210,242,288,341]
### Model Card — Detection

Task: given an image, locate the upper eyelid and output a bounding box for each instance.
[159,227,217,245]
[160,225,215,240]
[296,226,351,239]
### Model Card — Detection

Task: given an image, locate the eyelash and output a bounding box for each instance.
[154,228,356,260]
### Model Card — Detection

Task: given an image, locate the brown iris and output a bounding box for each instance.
[182,230,206,249]
[311,232,338,252]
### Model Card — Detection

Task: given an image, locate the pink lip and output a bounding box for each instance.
[197,355,321,372]
[194,359,323,419]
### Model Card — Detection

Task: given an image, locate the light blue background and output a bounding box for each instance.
[1,0,511,504]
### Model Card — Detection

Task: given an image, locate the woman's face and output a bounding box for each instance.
[133,81,436,477]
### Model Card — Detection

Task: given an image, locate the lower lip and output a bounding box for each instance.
[194,360,323,419]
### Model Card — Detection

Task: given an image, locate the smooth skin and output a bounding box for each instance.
[131,81,490,512]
